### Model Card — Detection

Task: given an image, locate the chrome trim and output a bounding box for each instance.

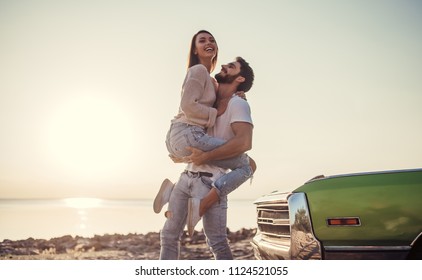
[305,175,325,183]
[258,218,290,226]
[325,245,411,251]
[261,232,290,239]
[256,207,289,212]
[251,233,290,260]
[288,193,322,260]
[254,192,290,205]
[410,232,422,247]
[304,168,422,184]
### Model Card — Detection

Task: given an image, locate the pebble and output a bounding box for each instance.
[0,228,257,260]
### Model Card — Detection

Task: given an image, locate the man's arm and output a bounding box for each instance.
[186,121,253,166]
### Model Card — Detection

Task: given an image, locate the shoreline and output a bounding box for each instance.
[0,228,257,260]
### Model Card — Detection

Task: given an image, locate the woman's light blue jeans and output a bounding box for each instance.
[159,171,233,260]
[166,122,252,197]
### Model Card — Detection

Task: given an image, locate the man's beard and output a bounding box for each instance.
[215,72,239,84]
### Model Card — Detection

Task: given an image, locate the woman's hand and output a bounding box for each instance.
[234,91,247,100]
[169,154,189,163]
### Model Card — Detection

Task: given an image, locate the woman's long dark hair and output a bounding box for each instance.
[187,30,218,72]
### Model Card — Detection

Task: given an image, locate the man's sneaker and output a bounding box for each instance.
[153,179,174,213]
[187,197,201,236]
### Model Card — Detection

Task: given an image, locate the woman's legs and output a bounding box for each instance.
[168,122,254,194]
[199,157,256,216]
[157,122,252,214]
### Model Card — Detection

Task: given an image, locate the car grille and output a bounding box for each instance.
[256,201,290,239]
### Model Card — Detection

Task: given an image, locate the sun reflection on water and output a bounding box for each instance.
[63,198,103,231]
[63,198,102,209]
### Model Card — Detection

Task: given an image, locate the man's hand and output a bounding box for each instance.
[185,147,208,166]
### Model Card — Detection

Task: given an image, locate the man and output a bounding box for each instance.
[159,57,255,260]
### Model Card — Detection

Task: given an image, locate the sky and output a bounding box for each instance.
[1,0,421,200]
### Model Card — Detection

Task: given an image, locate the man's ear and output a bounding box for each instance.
[236,76,245,83]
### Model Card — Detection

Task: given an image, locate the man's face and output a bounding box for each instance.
[215,61,242,84]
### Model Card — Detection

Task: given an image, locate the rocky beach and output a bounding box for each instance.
[0,228,257,260]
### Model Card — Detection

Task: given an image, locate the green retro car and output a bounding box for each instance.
[251,168,422,260]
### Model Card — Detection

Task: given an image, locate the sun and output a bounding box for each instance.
[47,94,135,180]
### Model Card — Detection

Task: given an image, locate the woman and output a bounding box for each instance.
[154,30,255,235]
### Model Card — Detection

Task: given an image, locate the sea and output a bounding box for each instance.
[0,198,257,241]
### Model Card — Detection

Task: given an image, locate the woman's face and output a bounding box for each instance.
[194,32,218,60]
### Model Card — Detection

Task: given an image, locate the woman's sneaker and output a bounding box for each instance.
[153,179,174,213]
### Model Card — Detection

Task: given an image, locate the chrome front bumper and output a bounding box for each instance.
[252,192,322,260]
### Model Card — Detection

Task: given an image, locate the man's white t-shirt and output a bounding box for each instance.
[187,95,253,181]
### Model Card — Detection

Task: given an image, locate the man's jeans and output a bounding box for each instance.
[166,122,252,196]
[159,171,233,260]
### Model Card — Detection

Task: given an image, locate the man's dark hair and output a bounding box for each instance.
[236,56,254,92]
